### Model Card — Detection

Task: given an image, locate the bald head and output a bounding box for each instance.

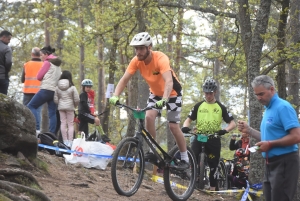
[31,47,40,58]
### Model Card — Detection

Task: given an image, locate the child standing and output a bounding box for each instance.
[78,79,100,138]
[54,70,80,147]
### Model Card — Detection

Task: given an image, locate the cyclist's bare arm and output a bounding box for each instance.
[224,120,236,132]
[113,72,133,96]
[162,71,173,99]
[183,118,192,128]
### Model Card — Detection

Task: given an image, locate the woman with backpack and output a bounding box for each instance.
[54,70,80,147]
[27,45,62,134]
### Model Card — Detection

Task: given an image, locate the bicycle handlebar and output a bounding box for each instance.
[182,132,219,138]
[115,102,153,112]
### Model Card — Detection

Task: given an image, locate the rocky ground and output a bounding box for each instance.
[0,150,240,201]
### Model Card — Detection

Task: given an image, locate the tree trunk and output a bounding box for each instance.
[78,0,85,82]
[92,0,107,133]
[246,0,272,198]
[166,32,174,151]
[276,0,290,99]
[213,0,226,101]
[41,0,51,133]
[132,1,149,152]
[104,25,119,136]
[237,0,252,61]
[135,0,148,109]
[289,0,300,200]
[55,0,64,56]
[174,8,183,74]
[97,37,107,131]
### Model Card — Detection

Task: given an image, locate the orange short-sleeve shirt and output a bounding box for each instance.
[126,51,181,97]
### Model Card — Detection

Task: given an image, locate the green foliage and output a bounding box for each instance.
[2,0,300,145]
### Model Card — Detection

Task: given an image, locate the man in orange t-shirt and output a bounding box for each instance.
[109,32,189,170]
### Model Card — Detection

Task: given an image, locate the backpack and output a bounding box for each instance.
[38,132,71,157]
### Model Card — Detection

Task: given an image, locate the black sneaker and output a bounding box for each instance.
[171,160,189,170]
[144,152,157,162]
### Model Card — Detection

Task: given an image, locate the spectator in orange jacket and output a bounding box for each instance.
[21,47,43,135]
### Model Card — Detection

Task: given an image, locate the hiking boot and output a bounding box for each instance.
[171,160,189,170]
[144,152,157,162]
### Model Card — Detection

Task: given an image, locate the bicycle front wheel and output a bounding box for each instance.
[111,137,145,196]
[198,152,206,189]
[163,146,197,201]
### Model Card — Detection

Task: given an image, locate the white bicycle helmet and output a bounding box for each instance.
[203,78,217,92]
[81,79,93,86]
[129,32,152,47]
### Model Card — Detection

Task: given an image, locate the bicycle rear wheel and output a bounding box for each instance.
[216,159,228,190]
[111,137,145,196]
[163,146,196,201]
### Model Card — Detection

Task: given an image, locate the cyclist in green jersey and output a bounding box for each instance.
[181,78,236,191]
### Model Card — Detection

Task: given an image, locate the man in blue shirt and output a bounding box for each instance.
[238,75,300,201]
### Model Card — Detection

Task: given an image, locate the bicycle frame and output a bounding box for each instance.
[119,104,173,168]
[111,103,197,201]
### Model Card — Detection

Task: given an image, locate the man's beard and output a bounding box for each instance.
[137,48,150,61]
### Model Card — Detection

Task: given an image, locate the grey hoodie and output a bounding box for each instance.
[54,79,80,111]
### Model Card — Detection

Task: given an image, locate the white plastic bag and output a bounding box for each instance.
[85,141,114,170]
[64,133,90,166]
[64,133,114,170]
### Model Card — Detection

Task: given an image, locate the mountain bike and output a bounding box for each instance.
[216,157,228,190]
[110,103,197,201]
[222,158,235,189]
[183,133,228,191]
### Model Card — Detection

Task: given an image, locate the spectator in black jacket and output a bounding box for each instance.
[229,132,250,157]
[228,132,250,189]
[78,79,100,138]
[0,30,12,95]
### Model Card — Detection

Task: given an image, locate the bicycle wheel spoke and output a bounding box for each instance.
[163,146,196,201]
[111,138,145,196]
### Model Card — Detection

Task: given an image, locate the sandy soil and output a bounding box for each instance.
[32,150,239,201]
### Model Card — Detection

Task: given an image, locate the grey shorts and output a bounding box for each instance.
[147,93,182,124]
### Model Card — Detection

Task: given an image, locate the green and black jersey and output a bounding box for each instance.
[187,100,234,134]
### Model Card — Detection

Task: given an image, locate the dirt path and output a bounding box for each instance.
[33,151,239,201]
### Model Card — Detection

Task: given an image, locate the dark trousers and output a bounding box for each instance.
[78,113,95,138]
[191,137,221,187]
[27,89,57,132]
[0,79,9,95]
[264,152,299,201]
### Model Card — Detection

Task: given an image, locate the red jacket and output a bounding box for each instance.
[87,90,95,114]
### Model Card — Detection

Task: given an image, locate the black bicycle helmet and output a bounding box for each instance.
[203,78,217,92]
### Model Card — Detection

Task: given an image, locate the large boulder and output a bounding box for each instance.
[0,94,37,158]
